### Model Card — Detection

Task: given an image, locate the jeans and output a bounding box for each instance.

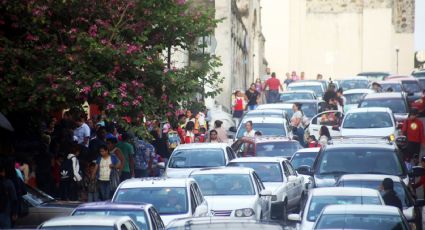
[248,105,258,111]
[135,169,148,178]
[0,212,11,229]
[268,90,279,103]
[98,180,111,201]
[88,192,99,202]
[59,179,78,201]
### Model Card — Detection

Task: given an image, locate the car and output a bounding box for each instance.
[256,103,294,118]
[287,82,325,100]
[357,71,390,82]
[189,167,272,221]
[412,69,425,78]
[416,76,425,89]
[336,174,425,229]
[241,109,290,127]
[312,204,410,230]
[15,185,81,229]
[284,99,327,120]
[163,143,237,178]
[290,148,320,173]
[112,177,209,226]
[71,202,165,230]
[296,80,330,92]
[386,77,423,102]
[228,157,305,220]
[287,187,385,230]
[279,90,317,103]
[340,107,397,138]
[235,116,292,139]
[358,92,409,122]
[338,77,369,90]
[376,81,404,92]
[308,110,344,139]
[297,141,409,188]
[166,217,285,230]
[342,88,374,112]
[231,136,303,159]
[38,215,139,230]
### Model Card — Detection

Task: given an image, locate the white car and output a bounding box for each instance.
[290,148,319,190]
[279,90,317,102]
[190,167,272,220]
[313,204,410,230]
[338,77,369,91]
[112,177,209,226]
[256,103,294,119]
[308,110,343,139]
[340,107,397,138]
[288,187,384,230]
[287,82,325,100]
[343,88,374,113]
[228,157,306,220]
[38,216,139,230]
[235,116,292,140]
[163,143,237,178]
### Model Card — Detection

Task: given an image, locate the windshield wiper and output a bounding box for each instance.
[357,171,387,175]
[320,171,348,175]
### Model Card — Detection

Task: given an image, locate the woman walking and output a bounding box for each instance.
[93,145,120,201]
[291,103,305,146]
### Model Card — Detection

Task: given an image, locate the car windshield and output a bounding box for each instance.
[342,112,393,129]
[357,73,388,81]
[402,82,421,93]
[192,174,255,196]
[360,98,407,114]
[315,214,407,230]
[345,93,367,104]
[336,180,410,208]
[380,84,403,92]
[418,79,425,88]
[168,149,225,168]
[227,162,283,182]
[280,92,314,102]
[290,152,318,169]
[256,142,301,157]
[113,187,188,215]
[298,103,317,117]
[340,80,369,90]
[317,148,405,176]
[73,210,148,230]
[288,85,323,97]
[307,195,382,221]
[41,227,113,230]
[237,123,286,138]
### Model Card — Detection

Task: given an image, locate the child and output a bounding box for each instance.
[195,127,207,143]
[84,162,98,202]
[307,135,321,148]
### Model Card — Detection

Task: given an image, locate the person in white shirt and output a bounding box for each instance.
[74,116,91,147]
[243,121,256,138]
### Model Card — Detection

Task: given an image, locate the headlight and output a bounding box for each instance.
[235,208,255,217]
[389,134,395,142]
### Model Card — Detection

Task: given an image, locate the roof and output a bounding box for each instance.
[378,81,402,85]
[41,215,130,227]
[345,107,392,113]
[254,136,293,143]
[357,72,390,75]
[118,177,195,189]
[245,109,285,116]
[343,89,375,94]
[288,82,323,87]
[257,103,293,110]
[75,202,150,211]
[363,92,404,99]
[325,143,395,150]
[338,174,401,182]
[174,143,229,150]
[311,187,381,197]
[321,204,400,215]
[340,76,368,81]
[167,217,283,229]
[190,167,254,175]
[281,90,315,94]
[241,116,286,124]
[293,147,320,154]
[230,157,287,163]
[285,99,322,104]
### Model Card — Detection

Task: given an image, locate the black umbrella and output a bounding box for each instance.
[0,112,14,132]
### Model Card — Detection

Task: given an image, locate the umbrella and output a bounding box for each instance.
[0,112,14,131]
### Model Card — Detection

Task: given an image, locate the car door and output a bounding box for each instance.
[285,161,303,202]
[281,161,295,207]
[253,172,271,219]
[309,110,343,139]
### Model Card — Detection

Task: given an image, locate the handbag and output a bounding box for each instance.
[109,168,120,191]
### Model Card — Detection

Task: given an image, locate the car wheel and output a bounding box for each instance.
[282,200,288,224]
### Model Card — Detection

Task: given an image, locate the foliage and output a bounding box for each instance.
[0,0,222,137]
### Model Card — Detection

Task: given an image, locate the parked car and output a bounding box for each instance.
[338,77,369,90]
[38,216,139,230]
[284,99,327,120]
[343,88,374,112]
[162,143,237,178]
[112,177,209,226]
[228,157,305,220]
[287,82,325,100]
[231,136,303,159]
[288,187,384,230]
[72,202,165,230]
[385,77,422,102]
[279,90,316,102]
[190,167,272,220]
[15,185,80,229]
[336,174,425,229]
[256,103,294,118]
[357,71,390,82]
[308,110,343,139]
[358,92,409,122]
[313,205,410,230]
[166,217,285,230]
[235,116,292,139]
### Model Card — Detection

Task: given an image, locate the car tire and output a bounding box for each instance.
[282,200,288,224]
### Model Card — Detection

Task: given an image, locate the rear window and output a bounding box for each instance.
[168,149,225,168]
[237,123,286,138]
[256,142,302,157]
[402,81,421,93]
[288,85,324,97]
[280,92,314,102]
[340,80,369,90]
[380,84,403,92]
[342,112,393,129]
[345,93,367,104]
[360,98,407,113]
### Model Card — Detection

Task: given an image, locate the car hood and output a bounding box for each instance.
[161,214,191,226]
[314,175,339,187]
[204,196,257,211]
[341,127,394,137]
[344,104,358,113]
[164,168,198,178]
[41,200,82,208]
[263,182,283,194]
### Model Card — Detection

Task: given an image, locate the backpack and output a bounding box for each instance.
[60,156,75,181]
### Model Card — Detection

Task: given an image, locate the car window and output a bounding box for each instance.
[237,122,286,138]
[226,147,235,161]
[190,185,197,214]
[345,93,367,104]
[168,149,225,168]
[193,183,204,203]
[192,174,255,196]
[252,172,265,191]
[288,85,324,97]
[340,80,369,90]
[228,162,283,182]
[149,208,158,230]
[381,84,403,92]
[360,98,407,113]
[151,208,165,229]
[343,112,393,128]
[291,152,318,169]
[285,162,297,176]
[318,111,342,126]
[315,213,408,230]
[402,81,421,93]
[255,141,301,157]
[280,92,314,102]
[281,162,290,178]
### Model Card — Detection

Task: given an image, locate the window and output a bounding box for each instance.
[315,214,408,230]
[285,162,297,176]
[72,210,148,230]
[168,149,225,168]
[190,185,197,214]
[226,147,235,161]
[149,208,158,230]
[343,112,393,129]
[255,141,301,157]
[151,208,165,229]
[192,174,255,196]
[193,183,204,203]
[253,172,265,191]
[360,99,407,114]
[281,162,290,178]
[228,162,283,182]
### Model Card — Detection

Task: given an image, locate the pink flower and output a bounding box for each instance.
[82,86,91,94]
[52,84,59,89]
[161,94,168,100]
[122,101,130,107]
[101,39,108,45]
[137,95,143,101]
[89,24,97,37]
[126,44,139,54]
[132,100,140,106]
[57,45,67,53]
[69,28,77,34]
[120,83,127,89]
[26,33,39,41]
[168,103,174,109]
[163,68,169,73]
[120,92,127,98]
[103,91,109,97]
[106,103,115,110]
[175,0,185,5]
[131,80,139,87]
[93,81,102,88]
[75,80,82,86]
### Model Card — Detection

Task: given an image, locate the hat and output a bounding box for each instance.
[382,178,394,190]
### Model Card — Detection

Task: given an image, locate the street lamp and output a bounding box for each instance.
[395,48,400,74]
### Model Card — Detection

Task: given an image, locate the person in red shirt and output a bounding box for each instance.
[233,90,245,118]
[307,135,321,148]
[401,109,425,159]
[263,72,283,103]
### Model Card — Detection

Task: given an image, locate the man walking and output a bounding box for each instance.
[263,72,283,103]
[245,83,260,110]
[402,109,424,159]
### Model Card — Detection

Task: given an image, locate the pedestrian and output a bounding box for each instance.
[255,78,263,94]
[177,114,187,144]
[88,126,107,162]
[371,82,382,93]
[214,120,228,143]
[323,84,337,104]
[246,83,260,110]
[336,88,346,111]
[106,136,125,173]
[195,127,207,143]
[380,178,402,210]
[319,126,331,147]
[232,90,245,118]
[133,136,155,178]
[209,130,219,143]
[413,157,425,191]
[307,135,321,148]
[116,132,135,181]
[263,72,283,103]
[243,121,256,138]
[93,145,120,201]
[401,109,425,159]
[254,131,262,138]
[0,161,18,229]
[73,114,91,148]
[291,71,299,81]
[300,72,305,80]
[291,103,305,146]
[316,74,323,80]
[150,129,170,161]
[83,162,98,202]
[59,143,82,201]
[386,87,394,92]
[184,121,195,144]
[284,73,293,87]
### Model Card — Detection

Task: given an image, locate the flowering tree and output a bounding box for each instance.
[0,0,222,136]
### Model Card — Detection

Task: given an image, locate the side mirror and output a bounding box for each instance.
[260,189,272,197]
[297,165,313,176]
[414,199,425,207]
[157,162,166,169]
[229,126,237,133]
[288,213,301,222]
[288,175,297,182]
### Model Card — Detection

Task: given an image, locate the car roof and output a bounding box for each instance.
[119,177,195,189]
[285,99,321,104]
[321,204,400,215]
[345,107,392,113]
[254,136,293,142]
[358,72,390,75]
[75,202,151,210]
[325,143,395,150]
[245,109,285,116]
[281,90,315,94]
[241,116,286,123]
[230,157,287,163]
[288,81,323,86]
[311,187,381,197]
[167,217,283,229]
[257,103,293,109]
[41,215,131,227]
[340,77,369,81]
[191,167,254,175]
[293,147,320,153]
[174,143,229,150]
[338,174,401,182]
[363,92,404,99]
[378,81,402,85]
[343,89,375,94]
